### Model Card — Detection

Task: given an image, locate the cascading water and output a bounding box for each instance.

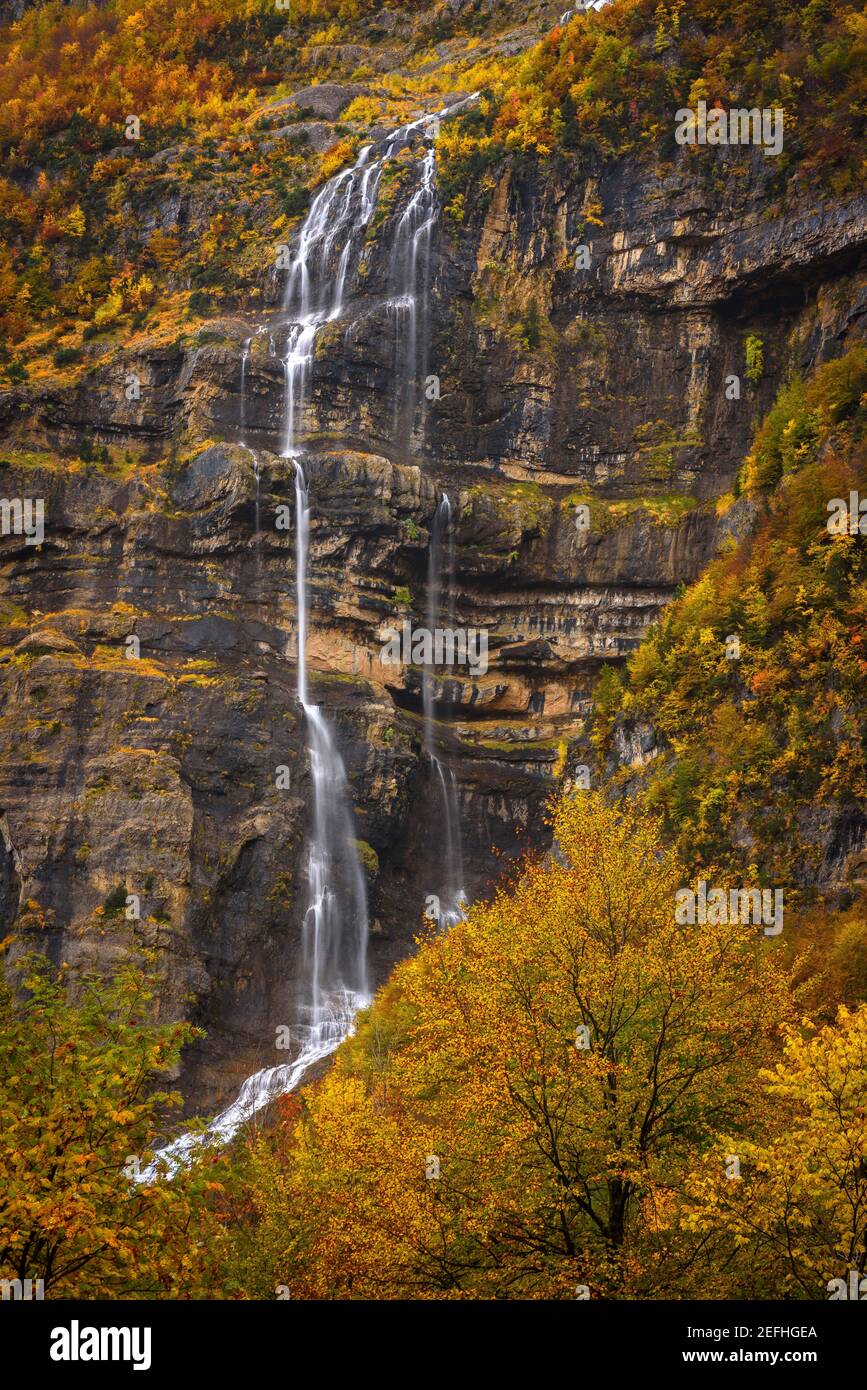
[274,94,476,455]
[239,336,251,441]
[423,494,467,928]
[238,336,264,589]
[136,504,368,1182]
[290,462,369,1061]
[144,97,478,1176]
[388,143,437,451]
[276,151,374,1082]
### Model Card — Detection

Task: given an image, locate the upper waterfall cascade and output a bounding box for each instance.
[274,93,477,458]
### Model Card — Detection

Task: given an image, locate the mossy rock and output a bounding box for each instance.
[353,839,379,880]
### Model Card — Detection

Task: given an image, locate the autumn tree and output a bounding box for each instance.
[229,792,794,1299]
[684,1003,867,1299]
[0,950,226,1297]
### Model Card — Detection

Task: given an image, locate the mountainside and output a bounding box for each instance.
[0,0,864,1122]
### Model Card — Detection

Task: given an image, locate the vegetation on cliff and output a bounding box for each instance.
[1,0,863,381]
[491,0,866,172]
[589,346,867,914]
[0,0,864,1308]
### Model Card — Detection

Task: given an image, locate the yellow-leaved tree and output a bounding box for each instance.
[684,1003,867,1299]
[0,949,228,1298]
[228,792,795,1299]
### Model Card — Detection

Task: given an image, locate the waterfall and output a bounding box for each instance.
[252,451,262,590]
[137,544,370,1194]
[423,494,467,928]
[290,461,369,1062]
[239,336,251,442]
[142,97,479,1176]
[388,144,437,452]
[275,93,476,454]
[274,140,374,1091]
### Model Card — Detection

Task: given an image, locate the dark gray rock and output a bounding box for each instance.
[259,83,370,123]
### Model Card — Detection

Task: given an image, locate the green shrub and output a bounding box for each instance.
[52,346,84,368]
[102,883,128,917]
[744,334,764,384]
[742,345,867,493]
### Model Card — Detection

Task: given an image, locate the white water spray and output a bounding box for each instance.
[387,144,438,451]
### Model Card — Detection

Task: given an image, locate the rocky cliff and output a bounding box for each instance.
[1,0,864,1116]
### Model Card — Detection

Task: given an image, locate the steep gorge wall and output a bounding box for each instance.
[1,85,865,1113]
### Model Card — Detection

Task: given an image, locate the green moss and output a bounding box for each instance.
[0,447,140,479]
[310,670,373,693]
[463,479,552,533]
[563,316,606,355]
[365,158,412,240]
[561,491,698,533]
[178,673,221,688]
[473,736,560,755]
[353,839,379,879]
[0,600,29,628]
[472,262,557,359]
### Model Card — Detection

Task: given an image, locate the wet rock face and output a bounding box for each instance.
[1,126,864,1113]
[0,433,729,1111]
[0,451,300,1110]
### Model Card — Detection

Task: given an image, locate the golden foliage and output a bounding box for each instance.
[684,1004,867,1297]
[226,792,795,1299]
